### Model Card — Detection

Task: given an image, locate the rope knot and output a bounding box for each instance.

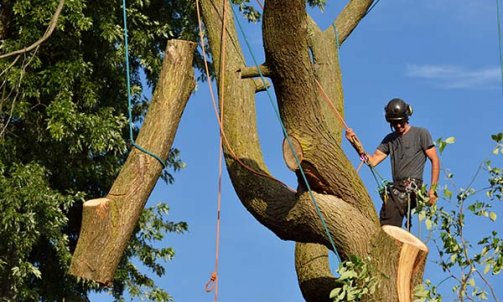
[205,272,218,292]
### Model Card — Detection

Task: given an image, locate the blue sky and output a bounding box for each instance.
[94,1,502,301]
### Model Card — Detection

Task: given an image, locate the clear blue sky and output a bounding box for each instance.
[94,1,503,301]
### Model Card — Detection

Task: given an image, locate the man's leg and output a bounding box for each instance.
[379,199,404,227]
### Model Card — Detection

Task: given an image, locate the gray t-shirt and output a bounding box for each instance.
[377,126,434,182]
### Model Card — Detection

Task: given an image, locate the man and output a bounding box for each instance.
[346,98,440,229]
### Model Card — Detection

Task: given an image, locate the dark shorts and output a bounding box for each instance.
[379,179,421,228]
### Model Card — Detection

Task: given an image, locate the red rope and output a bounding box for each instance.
[255,0,264,10]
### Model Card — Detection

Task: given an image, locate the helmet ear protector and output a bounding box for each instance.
[406,104,413,116]
[384,98,413,123]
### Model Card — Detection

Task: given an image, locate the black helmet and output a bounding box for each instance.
[384,98,413,123]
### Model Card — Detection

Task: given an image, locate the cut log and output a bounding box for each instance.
[382,225,429,302]
[282,136,303,171]
[69,39,196,285]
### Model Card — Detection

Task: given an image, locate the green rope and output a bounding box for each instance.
[332,24,340,49]
[496,0,503,94]
[122,0,166,168]
[231,3,341,263]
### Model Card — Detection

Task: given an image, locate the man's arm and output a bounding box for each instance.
[425,146,440,205]
[366,149,387,167]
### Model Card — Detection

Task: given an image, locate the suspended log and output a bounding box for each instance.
[69,39,196,285]
[382,225,429,302]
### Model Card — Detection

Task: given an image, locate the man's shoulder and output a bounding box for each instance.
[381,131,398,143]
[410,126,431,135]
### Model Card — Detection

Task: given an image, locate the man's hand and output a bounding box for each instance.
[345,128,356,141]
[428,189,438,205]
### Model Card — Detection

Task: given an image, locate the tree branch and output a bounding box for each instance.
[239,64,272,78]
[0,0,65,59]
[333,0,375,46]
[295,243,337,302]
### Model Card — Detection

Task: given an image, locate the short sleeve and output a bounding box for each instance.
[377,133,394,155]
[419,128,434,150]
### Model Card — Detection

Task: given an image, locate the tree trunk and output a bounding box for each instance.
[200,0,429,301]
[69,39,196,285]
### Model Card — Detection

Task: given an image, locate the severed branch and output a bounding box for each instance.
[0,0,65,59]
[69,39,196,285]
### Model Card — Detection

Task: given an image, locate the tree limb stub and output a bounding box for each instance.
[382,225,429,302]
[239,64,272,78]
[69,39,196,285]
[253,78,270,92]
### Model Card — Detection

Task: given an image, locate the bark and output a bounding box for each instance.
[69,39,196,285]
[295,243,337,302]
[200,0,428,301]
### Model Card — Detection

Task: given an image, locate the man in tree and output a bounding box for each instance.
[346,98,440,230]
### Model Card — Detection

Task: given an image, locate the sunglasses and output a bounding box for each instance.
[390,121,407,127]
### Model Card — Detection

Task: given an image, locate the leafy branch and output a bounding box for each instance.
[414,134,503,302]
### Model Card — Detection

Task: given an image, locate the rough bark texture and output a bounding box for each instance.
[199,0,429,301]
[69,39,196,285]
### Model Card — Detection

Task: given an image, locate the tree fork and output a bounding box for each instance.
[69,39,196,285]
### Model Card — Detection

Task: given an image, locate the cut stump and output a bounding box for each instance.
[382,225,429,302]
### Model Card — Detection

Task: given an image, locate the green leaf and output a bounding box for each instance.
[425,219,432,230]
[445,136,456,144]
[484,264,491,274]
[489,212,497,222]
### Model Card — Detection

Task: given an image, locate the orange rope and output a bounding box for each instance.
[255,0,264,10]
[314,79,368,167]
[195,0,294,192]
[314,79,349,130]
[196,0,223,300]
[195,0,291,299]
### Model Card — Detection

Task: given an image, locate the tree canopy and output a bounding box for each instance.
[1,1,502,301]
[0,0,195,300]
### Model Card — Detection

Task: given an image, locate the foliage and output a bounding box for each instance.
[0,0,195,300]
[329,255,378,302]
[0,163,82,301]
[111,203,188,302]
[414,134,503,301]
[229,0,326,23]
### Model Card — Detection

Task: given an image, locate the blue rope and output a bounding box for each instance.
[496,0,503,94]
[231,3,341,263]
[122,0,167,167]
